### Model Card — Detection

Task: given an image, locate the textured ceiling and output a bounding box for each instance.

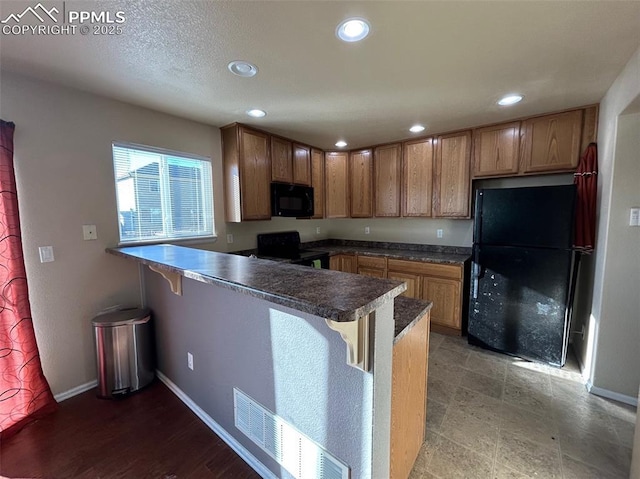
[1,1,640,149]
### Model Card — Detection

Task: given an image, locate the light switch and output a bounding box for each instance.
[630,208,640,227]
[39,246,54,263]
[437,229,444,238]
[82,224,98,240]
[227,234,234,244]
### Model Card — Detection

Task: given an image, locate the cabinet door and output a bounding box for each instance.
[341,255,357,274]
[293,143,311,186]
[271,136,293,183]
[402,138,433,217]
[387,271,421,299]
[325,152,349,218]
[521,110,583,174]
[311,149,325,219]
[374,143,402,217]
[330,254,356,273]
[422,277,461,330]
[390,311,429,479]
[358,267,386,279]
[433,131,471,218]
[472,122,521,178]
[349,149,373,218]
[239,127,271,220]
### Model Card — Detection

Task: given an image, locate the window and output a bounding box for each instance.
[112,142,214,244]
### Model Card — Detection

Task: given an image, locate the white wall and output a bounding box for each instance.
[327,218,473,247]
[592,111,640,397]
[0,72,227,395]
[572,46,640,400]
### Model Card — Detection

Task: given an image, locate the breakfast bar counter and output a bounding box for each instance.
[107,243,422,479]
[108,244,406,322]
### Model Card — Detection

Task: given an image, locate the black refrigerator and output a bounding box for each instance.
[468,185,577,367]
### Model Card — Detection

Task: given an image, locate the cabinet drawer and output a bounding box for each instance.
[388,259,462,280]
[357,255,387,269]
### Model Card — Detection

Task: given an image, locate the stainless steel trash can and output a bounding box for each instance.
[92,308,155,398]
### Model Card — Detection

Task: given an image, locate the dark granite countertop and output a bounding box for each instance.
[320,246,469,265]
[232,239,470,265]
[393,296,433,344]
[108,244,406,323]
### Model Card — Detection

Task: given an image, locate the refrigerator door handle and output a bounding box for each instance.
[472,263,484,300]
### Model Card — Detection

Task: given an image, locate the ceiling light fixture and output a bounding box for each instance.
[335,140,348,148]
[409,125,426,133]
[336,18,370,42]
[246,109,266,118]
[498,94,523,106]
[228,60,258,77]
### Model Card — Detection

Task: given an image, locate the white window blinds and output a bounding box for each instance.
[112,143,214,244]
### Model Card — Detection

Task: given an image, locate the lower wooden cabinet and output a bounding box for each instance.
[422,277,461,332]
[357,255,387,278]
[387,271,421,299]
[334,253,465,335]
[388,258,464,335]
[329,254,356,273]
[390,309,430,479]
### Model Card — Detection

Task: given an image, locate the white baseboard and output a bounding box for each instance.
[586,381,638,407]
[156,370,277,479]
[54,379,98,403]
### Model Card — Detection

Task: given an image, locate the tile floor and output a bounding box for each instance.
[411,333,637,479]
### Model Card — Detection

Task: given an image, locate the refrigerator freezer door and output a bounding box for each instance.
[468,245,573,366]
[475,185,576,249]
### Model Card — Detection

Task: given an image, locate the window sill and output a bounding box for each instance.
[118,235,218,248]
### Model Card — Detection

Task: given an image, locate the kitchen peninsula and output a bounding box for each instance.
[108,244,431,479]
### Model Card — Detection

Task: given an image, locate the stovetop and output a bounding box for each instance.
[256,231,328,262]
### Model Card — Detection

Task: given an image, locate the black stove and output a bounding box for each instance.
[256,231,329,268]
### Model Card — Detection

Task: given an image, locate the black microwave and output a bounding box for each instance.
[271,182,314,217]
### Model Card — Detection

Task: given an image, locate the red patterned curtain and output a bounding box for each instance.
[573,143,598,253]
[0,120,56,439]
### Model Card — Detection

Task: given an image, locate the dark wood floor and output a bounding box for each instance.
[0,380,261,479]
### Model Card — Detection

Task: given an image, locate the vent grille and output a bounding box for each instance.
[234,388,350,479]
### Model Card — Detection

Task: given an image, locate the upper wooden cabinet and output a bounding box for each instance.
[349,149,373,218]
[271,136,293,183]
[472,122,521,178]
[521,109,583,174]
[402,138,434,217]
[293,144,311,186]
[433,131,471,218]
[374,143,402,217]
[222,125,271,222]
[311,149,325,219]
[325,151,350,218]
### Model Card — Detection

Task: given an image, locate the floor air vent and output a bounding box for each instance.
[234,388,350,479]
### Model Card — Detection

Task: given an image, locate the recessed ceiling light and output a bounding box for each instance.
[409,125,426,133]
[498,94,523,106]
[335,140,348,148]
[246,109,266,118]
[336,18,370,42]
[228,60,258,77]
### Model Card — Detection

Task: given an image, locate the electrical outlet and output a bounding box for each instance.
[187,352,194,370]
[38,246,54,263]
[437,229,443,238]
[630,207,640,226]
[364,226,370,235]
[316,227,321,234]
[82,225,98,240]
[227,234,234,243]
